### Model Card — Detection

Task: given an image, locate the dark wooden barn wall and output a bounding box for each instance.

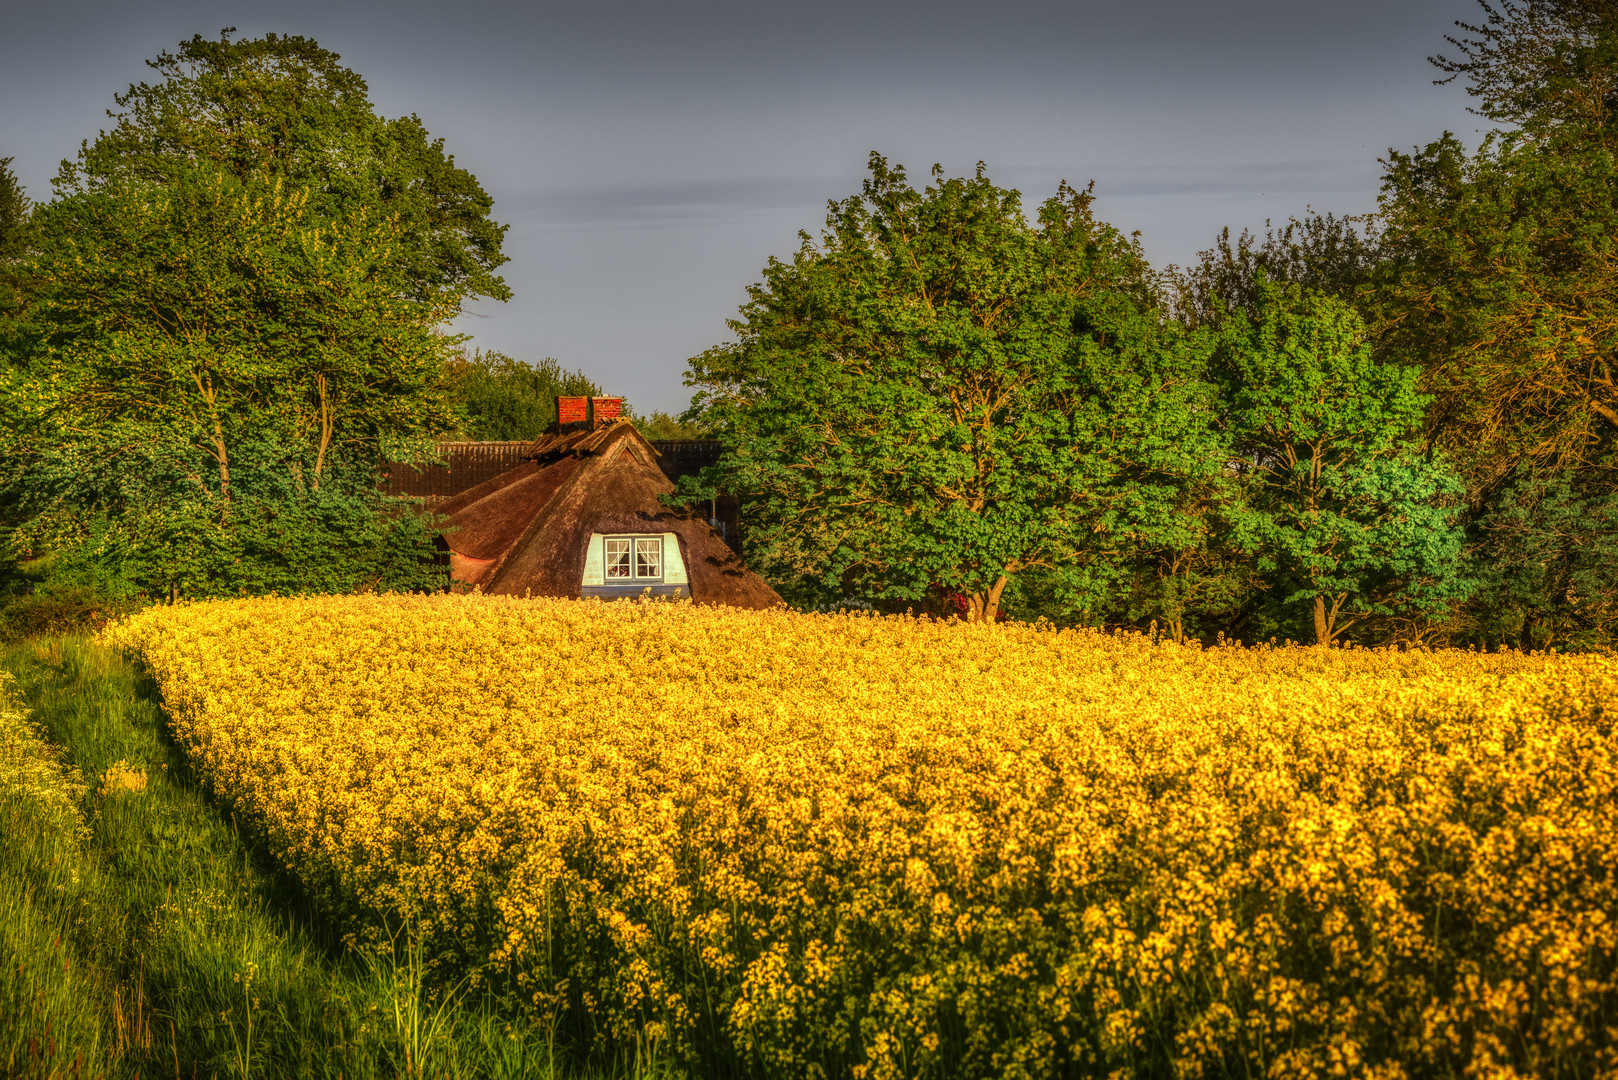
[382,442,535,500]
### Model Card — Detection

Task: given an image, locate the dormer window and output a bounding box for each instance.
[605,536,663,582]
[581,531,688,599]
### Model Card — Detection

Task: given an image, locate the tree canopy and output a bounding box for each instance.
[681,156,1224,622]
[1214,281,1471,644]
[1432,0,1618,142]
[0,157,28,317]
[1339,0,1618,649]
[10,169,459,491]
[56,29,509,307]
[1170,212,1382,330]
[0,158,26,256]
[447,350,601,441]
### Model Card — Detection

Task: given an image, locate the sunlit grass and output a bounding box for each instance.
[0,636,652,1079]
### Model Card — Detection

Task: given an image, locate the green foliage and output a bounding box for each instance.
[0,168,453,603]
[683,155,1225,622]
[1461,455,1618,650]
[1376,130,1618,468]
[0,157,27,259]
[1214,281,1472,643]
[55,29,509,306]
[0,31,496,605]
[448,349,601,440]
[4,439,446,604]
[1431,0,1618,141]
[1170,211,1381,329]
[0,157,28,317]
[0,583,135,644]
[1347,6,1618,650]
[631,409,712,440]
[0,664,108,1074]
[10,168,459,486]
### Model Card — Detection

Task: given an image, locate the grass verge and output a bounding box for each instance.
[0,635,654,1079]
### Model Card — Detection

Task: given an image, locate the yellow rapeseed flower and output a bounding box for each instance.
[104,595,1618,1079]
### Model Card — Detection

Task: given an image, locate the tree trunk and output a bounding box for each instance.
[965,575,1011,623]
[986,574,1009,623]
[213,418,231,500]
[1313,594,1330,646]
[312,372,333,490]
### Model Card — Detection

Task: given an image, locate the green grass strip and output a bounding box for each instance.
[0,636,617,1080]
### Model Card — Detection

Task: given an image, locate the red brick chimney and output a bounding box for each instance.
[557,396,589,426]
[589,397,623,423]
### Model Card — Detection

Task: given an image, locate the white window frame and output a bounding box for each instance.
[604,534,663,582]
[603,538,632,580]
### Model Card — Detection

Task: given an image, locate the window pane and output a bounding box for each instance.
[605,539,631,579]
[635,538,662,579]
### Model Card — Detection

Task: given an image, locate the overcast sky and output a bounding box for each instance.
[1,0,1486,414]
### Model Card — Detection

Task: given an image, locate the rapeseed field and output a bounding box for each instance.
[106,594,1618,1079]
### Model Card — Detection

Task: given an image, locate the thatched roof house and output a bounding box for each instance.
[437,397,781,609]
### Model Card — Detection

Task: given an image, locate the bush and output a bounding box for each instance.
[3,440,447,608]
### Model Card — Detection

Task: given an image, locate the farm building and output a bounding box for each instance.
[423,396,781,608]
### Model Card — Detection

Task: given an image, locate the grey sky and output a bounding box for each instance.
[1,0,1485,414]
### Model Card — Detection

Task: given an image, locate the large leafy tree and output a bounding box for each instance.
[1377,131,1618,470]
[681,155,1224,622]
[0,31,499,602]
[1216,281,1472,644]
[1432,0,1618,141]
[1378,0,1618,469]
[9,169,459,494]
[1366,1,1618,649]
[56,29,509,306]
[0,167,458,601]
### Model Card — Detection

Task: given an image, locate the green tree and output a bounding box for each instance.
[1377,131,1618,470]
[0,30,500,602]
[1102,473,1258,644]
[1357,0,1618,651]
[3,435,446,608]
[1216,280,1472,644]
[631,409,713,441]
[8,169,458,495]
[681,155,1224,622]
[1432,0,1618,141]
[0,157,26,255]
[56,29,509,307]
[0,168,455,601]
[447,350,601,440]
[0,157,29,316]
[1380,0,1618,468]
[1171,211,1382,330]
[1462,455,1618,649]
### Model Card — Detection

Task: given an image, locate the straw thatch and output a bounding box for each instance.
[439,419,781,609]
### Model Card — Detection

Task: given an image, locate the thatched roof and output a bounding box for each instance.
[439,419,781,609]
